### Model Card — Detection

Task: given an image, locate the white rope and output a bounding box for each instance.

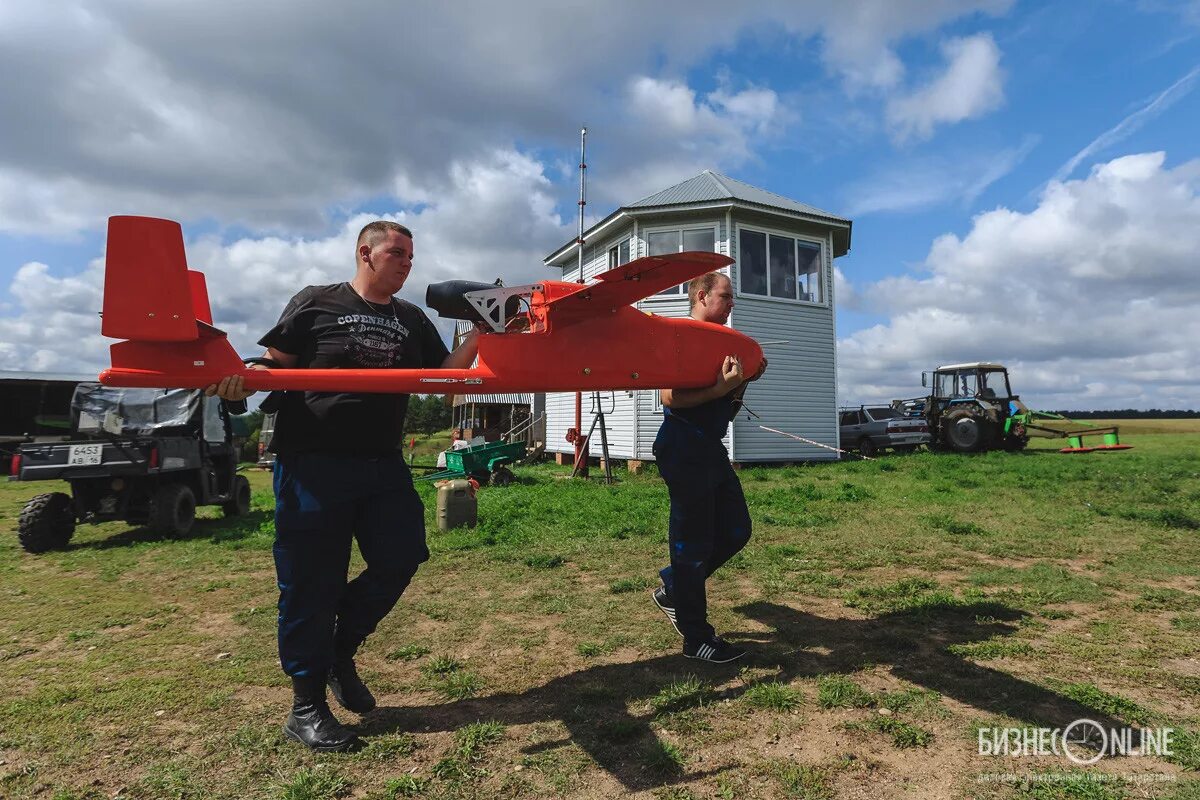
[756,425,873,460]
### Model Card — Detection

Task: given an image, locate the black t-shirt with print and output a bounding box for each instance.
[259,283,450,455]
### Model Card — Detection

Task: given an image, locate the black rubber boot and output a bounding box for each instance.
[329,656,377,714]
[283,676,362,752]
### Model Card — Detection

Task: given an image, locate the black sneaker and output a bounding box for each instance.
[652,586,682,637]
[683,637,746,664]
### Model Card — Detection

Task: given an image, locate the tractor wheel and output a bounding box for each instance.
[490,466,515,487]
[222,475,252,517]
[941,407,993,453]
[858,438,878,458]
[17,492,76,553]
[149,483,196,538]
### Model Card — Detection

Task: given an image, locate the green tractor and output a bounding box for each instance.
[894,362,1030,453]
[894,362,1133,454]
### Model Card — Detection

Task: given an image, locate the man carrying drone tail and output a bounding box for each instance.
[651,271,766,664]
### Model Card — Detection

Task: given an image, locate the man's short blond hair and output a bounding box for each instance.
[356,220,413,249]
[687,271,730,309]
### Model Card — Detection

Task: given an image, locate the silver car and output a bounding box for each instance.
[839,405,930,457]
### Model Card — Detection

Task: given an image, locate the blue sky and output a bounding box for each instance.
[1,0,1197,409]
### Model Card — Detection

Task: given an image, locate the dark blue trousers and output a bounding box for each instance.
[654,418,752,644]
[272,452,429,678]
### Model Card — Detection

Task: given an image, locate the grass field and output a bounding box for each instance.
[2,422,1199,799]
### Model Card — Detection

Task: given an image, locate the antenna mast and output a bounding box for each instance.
[573,127,588,475]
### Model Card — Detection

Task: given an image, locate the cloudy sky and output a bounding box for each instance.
[1,0,1198,410]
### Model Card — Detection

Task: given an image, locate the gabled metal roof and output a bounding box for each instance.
[545,170,852,265]
[627,170,849,224]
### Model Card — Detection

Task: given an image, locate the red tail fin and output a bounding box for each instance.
[101,216,201,341]
[188,271,213,326]
[99,216,244,389]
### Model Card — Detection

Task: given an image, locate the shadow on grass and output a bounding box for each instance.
[66,510,272,550]
[364,600,1137,792]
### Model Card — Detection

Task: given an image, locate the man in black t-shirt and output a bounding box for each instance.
[209,221,480,752]
[650,271,766,665]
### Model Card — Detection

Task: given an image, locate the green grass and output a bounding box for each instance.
[767,759,834,799]
[743,681,803,712]
[385,643,430,662]
[649,675,714,715]
[946,636,1034,659]
[856,715,934,748]
[2,429,1200,798]
[816,675,874,709]
[276,767,351,800]
[1050,681,1155,725]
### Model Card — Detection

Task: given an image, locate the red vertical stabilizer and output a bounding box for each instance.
[101,216,200,342]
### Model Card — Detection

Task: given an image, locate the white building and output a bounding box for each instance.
[542,170,852,463]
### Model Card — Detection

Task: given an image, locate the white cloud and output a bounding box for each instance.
[605,76,792,203]
[0,0,1012,236]
[838,152,1200,410]
[886,33,1005,142]
[0,150,570,372]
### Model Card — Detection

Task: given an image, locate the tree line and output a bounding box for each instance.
[1052,410,1200,419]
[406,394,454,435]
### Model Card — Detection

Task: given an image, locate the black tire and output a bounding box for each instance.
[17,492,76,553]
[491,466,514,487]
[222,474,251,517]
[858,438,878,458]
[149,483,196,538]
[941,407,994,453]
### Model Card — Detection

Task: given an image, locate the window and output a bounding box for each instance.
[865,407,902,420]
[608,238,630,270]
[646,226,716,296]
[738,227,823,303]
[935,371,978,398]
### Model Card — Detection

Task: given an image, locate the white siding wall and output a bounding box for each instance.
[729,220,838,461]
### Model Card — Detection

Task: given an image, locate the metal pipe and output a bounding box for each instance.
[574,126,588,475]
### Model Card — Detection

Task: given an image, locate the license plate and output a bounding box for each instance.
[67,444,103,466]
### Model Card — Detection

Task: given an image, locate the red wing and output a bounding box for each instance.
[546,251,733,316]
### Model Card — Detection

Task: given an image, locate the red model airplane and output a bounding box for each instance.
[98,216,764,394]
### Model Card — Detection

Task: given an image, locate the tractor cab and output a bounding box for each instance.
[925,363,1018,408]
